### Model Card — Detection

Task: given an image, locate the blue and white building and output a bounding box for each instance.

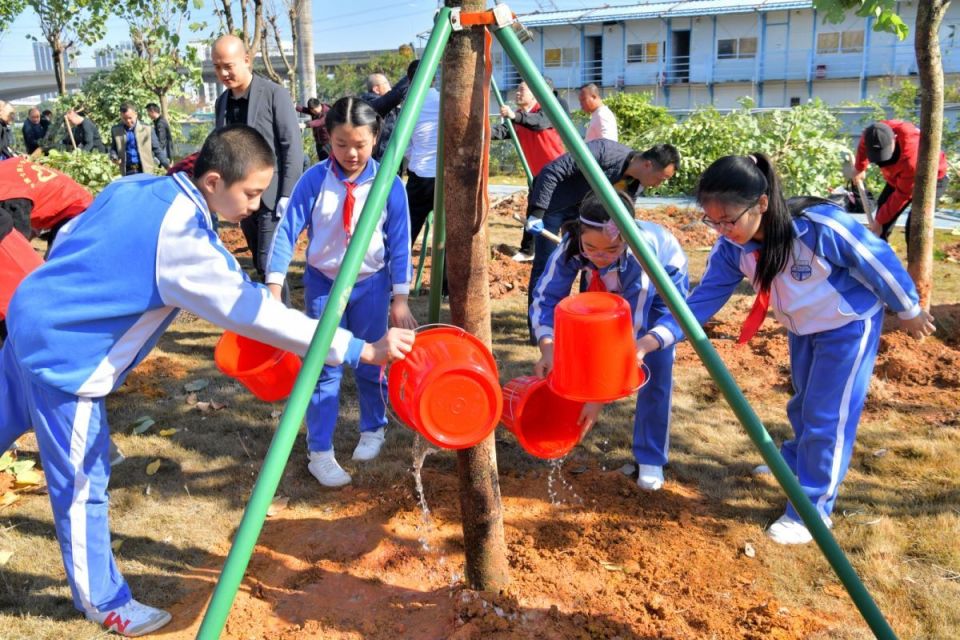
[492,0,960,108]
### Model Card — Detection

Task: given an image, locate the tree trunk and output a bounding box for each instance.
[442,0,510,591]
[51,42,67,96]
[910,0,950,310]
[296,0,316,101]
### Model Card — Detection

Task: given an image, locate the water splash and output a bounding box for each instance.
[410,434,461,586]
[546,458,584,507]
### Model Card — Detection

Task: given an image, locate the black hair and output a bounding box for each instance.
[639,143,680,171]
[695,153,794,293]
[325,96,381,138]
[119,102,137,114]
[145,103,160,113]
[560,190,632,262]
[42,109,52,117]
[406,59,420,82]
[306,97,321,110]
[193,124,275,187]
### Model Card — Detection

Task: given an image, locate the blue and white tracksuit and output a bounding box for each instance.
[0,173,364,615]
[648,202,922,520]
[267,158,412,453]
[531,220,689,466]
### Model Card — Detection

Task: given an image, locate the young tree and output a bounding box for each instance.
[814,0,948,309]
[28,0,109,95]
[122,0,203,121]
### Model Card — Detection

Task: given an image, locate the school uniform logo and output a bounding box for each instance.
[791,259,813,281]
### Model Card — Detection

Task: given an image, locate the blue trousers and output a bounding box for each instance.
[0,342,131,614]
[527,205,578,345]
[632,342,676,466]
[783,310,882,520]
[303,266,389,453]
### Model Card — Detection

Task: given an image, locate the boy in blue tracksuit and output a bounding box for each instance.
[636,153,935,545]
[531,192,689,491]
[267,97,415,488]
[0,125,414,636]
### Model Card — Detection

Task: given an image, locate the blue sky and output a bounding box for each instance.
[0,0,600,72]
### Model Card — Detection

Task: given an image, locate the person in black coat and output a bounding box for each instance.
[63,109,106,153]
[146,103,174,163]
[22,108,46,154]
[0,101,16,160]
[359,72,410,161]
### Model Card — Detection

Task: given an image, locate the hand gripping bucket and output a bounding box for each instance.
[214,331,302,403]
[549,292,646,402]
[501,376,586,460]
[388,326,502,449]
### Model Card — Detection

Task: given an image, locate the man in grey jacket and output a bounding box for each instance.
[212,35,303,299]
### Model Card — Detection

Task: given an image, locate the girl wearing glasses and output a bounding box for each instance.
[636,153,935,544]
[531,191,689,491]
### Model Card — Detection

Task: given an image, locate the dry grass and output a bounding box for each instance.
[0,214,957,639]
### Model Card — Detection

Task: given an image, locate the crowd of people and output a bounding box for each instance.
[0,34,945,637]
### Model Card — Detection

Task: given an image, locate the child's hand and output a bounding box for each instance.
[635,333,660,367]
[389,295,418,330]
[362,328,415,365]
[267,283,284,301]
[900,310,936,340]
[577,402,604,431]
[534,339,554,378]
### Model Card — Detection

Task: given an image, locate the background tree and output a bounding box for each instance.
[260,0,298,101]
[316,49,415,101]
[295,0,315,102]
[28,0,109,95]
[0,0,25,36]
[122,0,203,122]
[212,0,264,55]
[814,0,949,309]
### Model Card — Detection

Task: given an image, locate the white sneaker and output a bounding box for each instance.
[511,251,534,263]
[752,464,771,476]
[86,598,172,637]
[307,450,351,487]
[765,513,833,545]
[352,427,385,461]
[636,464,664,491]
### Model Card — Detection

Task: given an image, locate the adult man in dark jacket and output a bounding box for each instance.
[0,101,16,160]
[359,72,410,161]
[64,109,106,153]
[523,140,680,343]
[110,103,169,175]
[212,34,303,298]
[22,108,46,154]
[146,103,174,163]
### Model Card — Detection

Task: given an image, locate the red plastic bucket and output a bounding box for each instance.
[501,376,586,460]
[0,229,44,319]
[388,326,502,449]
[214,331,302,402]
[549,292,645,402]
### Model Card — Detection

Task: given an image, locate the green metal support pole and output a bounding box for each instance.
[495,21,897,640]
[413,212,433,296]
[490,76,534,188]
[196,11,454,638]
[428,87,446,324]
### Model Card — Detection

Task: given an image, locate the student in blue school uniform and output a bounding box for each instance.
[530,191,689,491]
[267,97,417,488]
[635,153,935,545]
[0,125,415,636]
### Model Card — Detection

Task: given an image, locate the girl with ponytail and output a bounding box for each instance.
[635,153,935,544]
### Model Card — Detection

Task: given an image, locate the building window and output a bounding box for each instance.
[717,37,757,60]
[817,30,864,54]
[626,41,659,63]
[544,47,579,68]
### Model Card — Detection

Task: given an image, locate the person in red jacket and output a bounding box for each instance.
[492,80,567,262]
[854,120,948,241]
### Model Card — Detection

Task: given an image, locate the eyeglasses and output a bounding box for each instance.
[700,199,759,232]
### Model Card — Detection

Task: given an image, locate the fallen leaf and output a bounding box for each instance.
[9,460,35,476]
[873,448,888,458]
[0,550,12,566]
[159,428,179,437]
[743,542,756,558]
[195,401,211,413]
[145,459,162,476]
[211,400,227,411]
[267,496,289,517]
[569,465,588,475]
[184,379,209,392]
[0,452,14,472]
[600,561,624,571]
[111,539,124,553]
[270,409,283,419]
[132,417,156,435]
[185,392,198,405]
[618,463,636,476]
[13,468,43,486]
[0,492,20,507]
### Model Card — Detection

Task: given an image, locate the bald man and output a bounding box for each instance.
[579,83,618,143]
[211,35,302,299]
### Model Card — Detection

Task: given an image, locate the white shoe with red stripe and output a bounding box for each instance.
[86,598,172,636]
